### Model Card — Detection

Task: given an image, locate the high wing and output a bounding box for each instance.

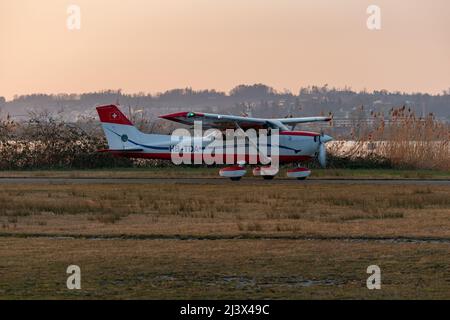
[275,117,333,125]
[159,112,331,131]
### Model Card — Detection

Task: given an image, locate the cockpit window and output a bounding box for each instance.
[187,112,196,118]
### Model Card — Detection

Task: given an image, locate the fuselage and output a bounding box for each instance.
[104,126,330,165]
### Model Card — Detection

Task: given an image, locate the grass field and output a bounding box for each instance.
[1,167,450,179]
[0,171,449,299]
[1,238,449,299]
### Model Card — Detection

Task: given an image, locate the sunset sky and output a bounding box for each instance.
[1,0,449,100]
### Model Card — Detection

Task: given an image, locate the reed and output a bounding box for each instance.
[329,106,450,170]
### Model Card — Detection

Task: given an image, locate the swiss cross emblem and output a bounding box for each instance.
[111,112,118,119]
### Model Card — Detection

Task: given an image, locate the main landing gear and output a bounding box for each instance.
[252,167,278,180]
[219,166,247,181]
[219,165,312,181]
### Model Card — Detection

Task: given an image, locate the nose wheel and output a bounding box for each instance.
[287,167,311,180]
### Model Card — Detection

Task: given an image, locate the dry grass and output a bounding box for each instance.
[1,167,449,180]
[1,181,449,299]
[0,238,449,299]
[0,182,449,239]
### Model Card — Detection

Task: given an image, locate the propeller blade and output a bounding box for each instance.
[318,142,327,168]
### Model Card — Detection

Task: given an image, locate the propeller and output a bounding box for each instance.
[317,131,330,168]
[318,140,327,168]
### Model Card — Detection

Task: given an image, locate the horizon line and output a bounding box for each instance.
[4,84,450,102]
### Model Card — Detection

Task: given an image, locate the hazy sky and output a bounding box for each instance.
[1,0,449,100]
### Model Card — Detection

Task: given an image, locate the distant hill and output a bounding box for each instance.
[1,84,449,122]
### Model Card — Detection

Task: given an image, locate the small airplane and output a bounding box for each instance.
[96,105,333,180]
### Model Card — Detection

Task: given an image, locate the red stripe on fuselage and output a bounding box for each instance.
[105,152,312,164]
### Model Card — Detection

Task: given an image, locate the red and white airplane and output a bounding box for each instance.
[96,105,333,180]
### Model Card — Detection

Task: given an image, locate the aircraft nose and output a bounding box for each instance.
[321,135,333,143]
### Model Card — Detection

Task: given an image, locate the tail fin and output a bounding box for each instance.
[96,105,143,151]
[96,105,133,126]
